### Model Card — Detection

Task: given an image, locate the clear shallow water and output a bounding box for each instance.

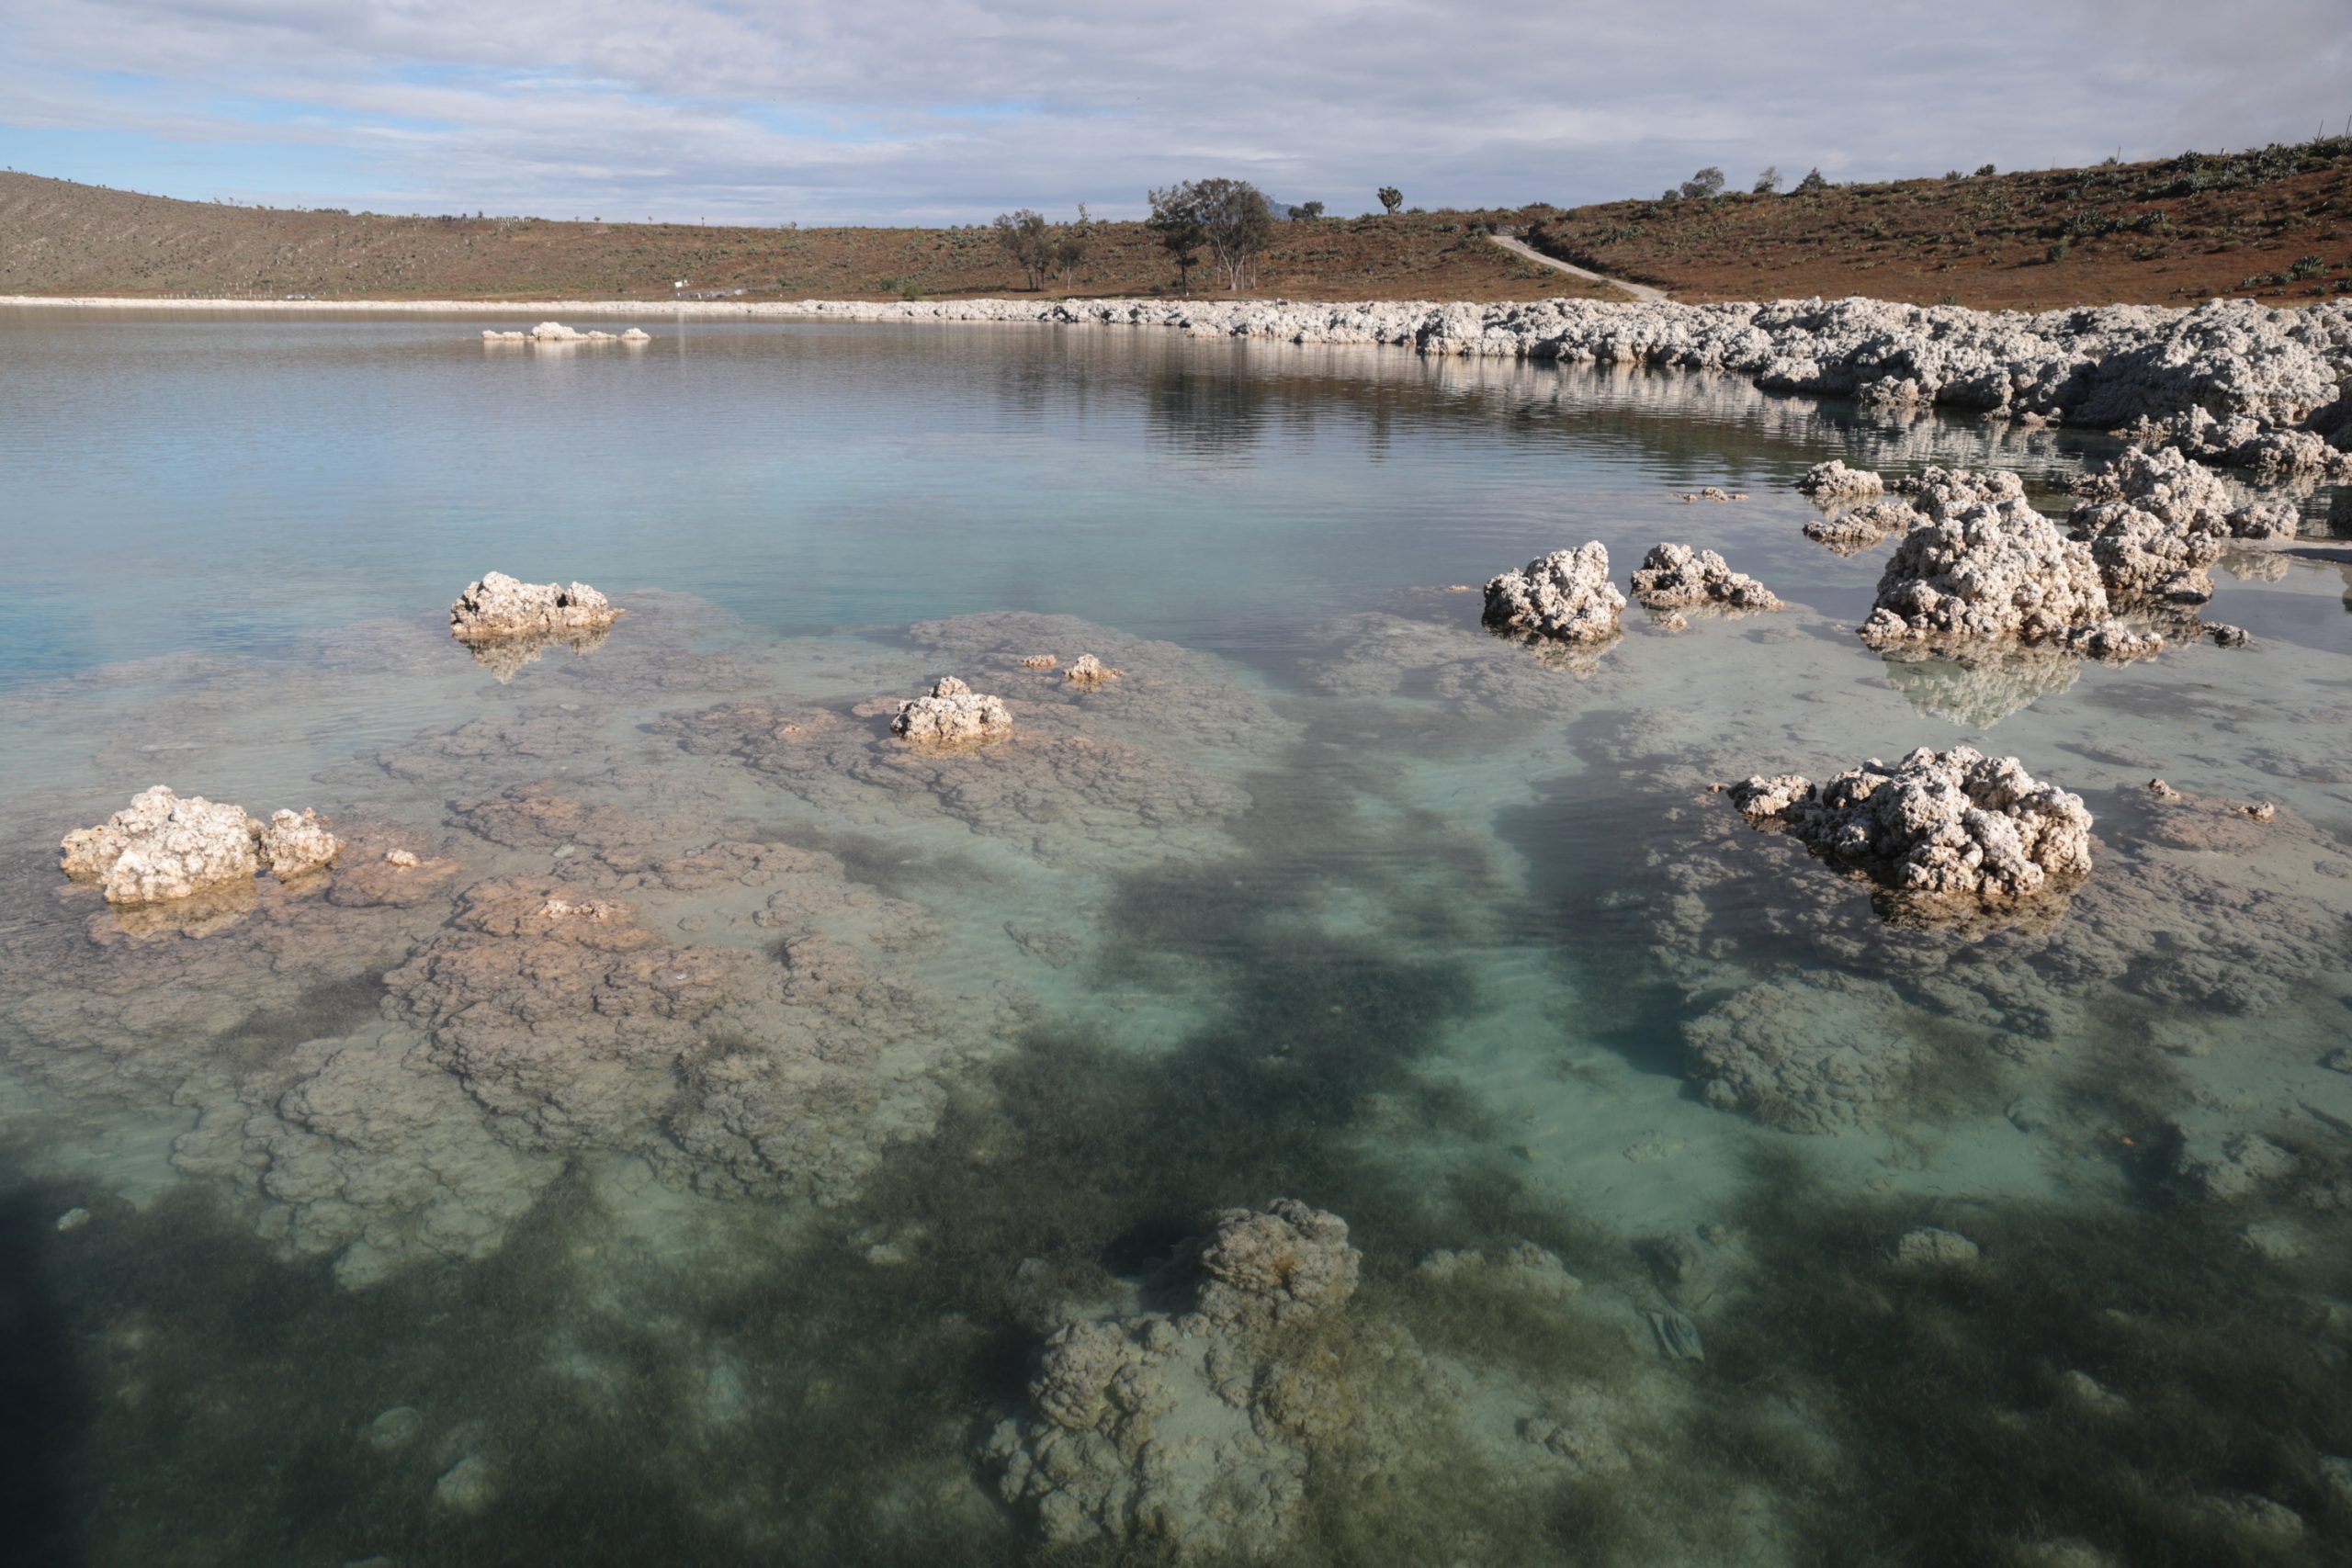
[2,308,2350,1567]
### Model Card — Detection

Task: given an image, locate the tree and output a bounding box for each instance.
[1679,166,1725,200]
[1752,166,1782,195]
[1193,178,1274,290]
[1147,184,1208,294]
[1793,167,1829,193]
[1287,201,1325,221]
[1376,186,1403,214]
[1974,163,1997,177]
[991,209,1053,290]
[1054,204,1091,286]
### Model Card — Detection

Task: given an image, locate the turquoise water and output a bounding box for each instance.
[2,307,2349,1567]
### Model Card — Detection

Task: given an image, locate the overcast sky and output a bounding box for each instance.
[3,1,2348,223]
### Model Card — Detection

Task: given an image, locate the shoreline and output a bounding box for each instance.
[8,292,2346,458]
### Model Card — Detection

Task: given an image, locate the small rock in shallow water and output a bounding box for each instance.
[1063,653,1116,683]
[54,1208,90,1233]
[2204,622,2250,647]
[366,1406,424,1453]
[433,1454,496,1515]
[383,849,420,867]
[1892,1226,1980,1269]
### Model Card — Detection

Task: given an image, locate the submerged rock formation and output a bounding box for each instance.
[1728,745,2093,905]
[2062,446,2298,604]
[1483,543,1627,645]
[61,786,340,905]
[1892,466,2027,520]
[982,1201,1360,1558]
[1857,501,2158,659]
[1064,654,1116,684]
[889,676,1013,742]
[1803,497,1917,554]
[1795,460,1883,503]
[449,572,623,643]
[1629,543,1782,611]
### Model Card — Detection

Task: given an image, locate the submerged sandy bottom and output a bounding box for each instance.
[3,321,2351,1566]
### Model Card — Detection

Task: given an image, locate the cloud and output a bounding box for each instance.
[2,0,2346,221]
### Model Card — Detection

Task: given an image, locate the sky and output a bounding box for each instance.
[2,0,2348,225]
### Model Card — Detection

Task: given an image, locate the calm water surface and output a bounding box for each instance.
[2,308,2349,1567]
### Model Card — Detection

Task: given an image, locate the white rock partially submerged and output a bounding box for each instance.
[61,785,341,905]
[1858,500,2158,659]
[481,321,650,344]
[1803,497,1917,554]
[1795,460,1883,503]
[1483,543,1627,644]
[1630,543,1782,611]
[1728,745,2093,905]
[449,571,623,642]
[889,676,1012,742]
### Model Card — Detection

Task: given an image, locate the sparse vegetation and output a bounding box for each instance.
[1753,167,1783,196]
[1794,167,1829,194]
[989,208,1052,290]
[1679,166,1726,200]
[1377,186,1403,215]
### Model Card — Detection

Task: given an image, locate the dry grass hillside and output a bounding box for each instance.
[1524,141,2352,309]
[0,174,1599,303]
[5,140,2349,309]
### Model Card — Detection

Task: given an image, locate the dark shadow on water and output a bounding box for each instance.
[0,1183,87,1568]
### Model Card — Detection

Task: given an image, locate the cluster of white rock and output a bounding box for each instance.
[2115,406,2352,481]
[982,1201,1361,1557]
[1728,745,2093,904]
[1629,543,1782,611]
[61,785,341,906]
[481,321,650,344]
[889,676,1013,742]
[1483,543,1627,644]
[449,571,623,642]
[775,295,2352,451]
[1794,459,1885,503]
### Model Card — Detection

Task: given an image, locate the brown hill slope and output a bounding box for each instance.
[4,141,2349,308]
[1522,142,2352,309]
[0,174,1600,303]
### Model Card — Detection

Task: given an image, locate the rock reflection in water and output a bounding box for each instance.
[458,620,615,682]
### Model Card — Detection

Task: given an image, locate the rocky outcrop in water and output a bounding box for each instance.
[61,786,340,904]
[1795,460,1883,502]
[2115,407,2352,481]
[481,321,650,344]
[890,676,1013,742]
[1804,497,1917,554]
[1857,501,2158,658]
[1483,543,1627,644]
[777,295,2352,448]
[1728,745,2093,905]
[1891,466,2027,519]
[1629,544,1782,611]
[449,572,623,642]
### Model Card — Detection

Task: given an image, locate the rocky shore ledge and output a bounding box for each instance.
[9,294,2348,455]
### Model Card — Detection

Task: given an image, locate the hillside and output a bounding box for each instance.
[1523,141,2352,309]
[4,141,2349,309]
[0,174,1601,304]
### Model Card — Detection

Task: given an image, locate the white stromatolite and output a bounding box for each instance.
[1729,744,2093,903]
[62,787,346,905]
[1857,500,2158,659]
[889,676,1013,742]
[1630,543,1782,610]
[1483,543,1627,644]
[449,571,622,640]
[1795,460,1883,502]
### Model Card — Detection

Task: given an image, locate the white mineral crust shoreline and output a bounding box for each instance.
[6,293,2346,444]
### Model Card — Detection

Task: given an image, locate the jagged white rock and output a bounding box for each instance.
[1804,497,1917,554]
[1483,543,1627,644]
[890,676,1012,742]
[1630,543,1782,611]
[1858,501,2158,658]
[449,571,622,641]
[1728,745,2093,903]
[61,786,263,906]
[1795,459,1884,502]
[257,807,342,880]
[1064,653,1115,684]
[1892,466,2027,520]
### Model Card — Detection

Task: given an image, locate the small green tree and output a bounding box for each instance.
[1793,167,1829,193]
[1054,204,1091,287]
[1974,163,1997,177]
[1191,178,1274,290]
[1376,186,1403,214]
[991,209,1053,289]
[1752,166,1783,195]
[1147,185,1208,294]
[1679,166,1725,199]
[1287,200,1325,221]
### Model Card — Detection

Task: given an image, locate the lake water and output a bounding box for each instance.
[3,307,2349,1567]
